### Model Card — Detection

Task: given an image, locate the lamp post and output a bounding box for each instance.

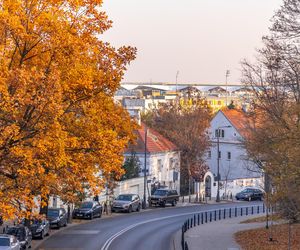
[216,125,231,202]
[143,125,148,209]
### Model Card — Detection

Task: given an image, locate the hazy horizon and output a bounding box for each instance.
[102,0,283,84]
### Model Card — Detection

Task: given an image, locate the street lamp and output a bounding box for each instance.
[216,125,231,202]
[142,125,148,209]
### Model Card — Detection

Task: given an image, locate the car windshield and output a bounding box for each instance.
[47,209,59,217]
[0,238,10,246]
[153,190,168,196]
[242,189,253,193]
[31,219,43,225]
[7,227,25,239]
[80,202,93,209]
[116,195,133,201]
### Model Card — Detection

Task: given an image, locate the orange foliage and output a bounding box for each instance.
[0,0,136,219]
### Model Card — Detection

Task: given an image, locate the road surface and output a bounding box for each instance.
[37,201,263,250]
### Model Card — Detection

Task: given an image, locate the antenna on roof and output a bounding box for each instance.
[225,70,230,106]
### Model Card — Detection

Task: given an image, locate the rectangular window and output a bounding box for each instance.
[218,151,221,159]
[215,129,225,138]
[157,159,162,172]
[227,152,231,160]
[221,129,225,138]
[208,151,211,159]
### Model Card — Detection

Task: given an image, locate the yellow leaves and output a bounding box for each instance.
[0,0,136,220]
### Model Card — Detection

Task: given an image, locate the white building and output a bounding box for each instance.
[125,123,181,195]
[203,109,263,198]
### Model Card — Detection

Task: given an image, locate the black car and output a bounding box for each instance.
[73,201,102,220]
[235,188,264,201]
[6,225,32,249]
[149,189,179,207]
[47,208,68,229]
[29,219,50,239]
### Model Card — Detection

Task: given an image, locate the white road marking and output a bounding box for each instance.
[100,204,262,250]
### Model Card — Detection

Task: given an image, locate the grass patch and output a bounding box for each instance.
[235,223,300,250]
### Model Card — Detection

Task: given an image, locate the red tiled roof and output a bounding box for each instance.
[126,123,178,154]
[221,109,250,138]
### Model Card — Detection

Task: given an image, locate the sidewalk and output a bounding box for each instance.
[184,215,265,250]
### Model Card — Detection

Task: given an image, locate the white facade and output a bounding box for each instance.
[204,110,263,197]
[124,151,181,194]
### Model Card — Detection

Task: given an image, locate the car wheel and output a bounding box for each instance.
[248,197,252,202]
[40,230,45,239]
[128,205,132,213]
[57,223,61,229]
[137,204,141,212]
[90,214,93,220]
[161,201,166,207]
[99,209,102,218]
[171,200,177,207]
[236,197,239,200]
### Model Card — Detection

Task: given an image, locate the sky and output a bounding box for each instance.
[102,0,283,85]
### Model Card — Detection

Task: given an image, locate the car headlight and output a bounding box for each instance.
[52,219,59,223]
[36,228,43,233]
[20,241,26,245]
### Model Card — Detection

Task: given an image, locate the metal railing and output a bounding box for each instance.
[181,204,271,250]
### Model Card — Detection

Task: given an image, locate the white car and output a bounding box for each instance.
[0,235,20,250]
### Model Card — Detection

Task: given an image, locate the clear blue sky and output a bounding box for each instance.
[102,0,283,84]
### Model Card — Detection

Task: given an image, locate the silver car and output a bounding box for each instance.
[0,235,20,250]
[112,194,141,213]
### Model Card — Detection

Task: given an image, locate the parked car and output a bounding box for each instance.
[235,188,264,201]
[6,226,32,249]
[47,208,67,229]
[149,189,179,207]
[73,201,102,220]
[112,194,141,213]
[0,235,20,250]
[29,219,50,239]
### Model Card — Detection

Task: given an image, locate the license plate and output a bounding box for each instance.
[77,214,83,217]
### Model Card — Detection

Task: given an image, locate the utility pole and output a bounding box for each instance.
[176,70,179,95]
[216,125,231,202]
[143,125,148,209]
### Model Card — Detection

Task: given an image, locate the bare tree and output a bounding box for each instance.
[241,0,300,222]
[142,99,211,196]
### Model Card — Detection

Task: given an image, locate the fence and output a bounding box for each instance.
[181,204,272,250]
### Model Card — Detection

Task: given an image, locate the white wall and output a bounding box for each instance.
[130,151,181,194]
[206,111,261,181]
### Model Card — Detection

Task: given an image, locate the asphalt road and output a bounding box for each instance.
[37,201,263,250]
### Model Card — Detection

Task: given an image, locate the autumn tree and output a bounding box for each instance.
[242,0,300,221]
[0,0,136,220]
[143,99,211,195]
